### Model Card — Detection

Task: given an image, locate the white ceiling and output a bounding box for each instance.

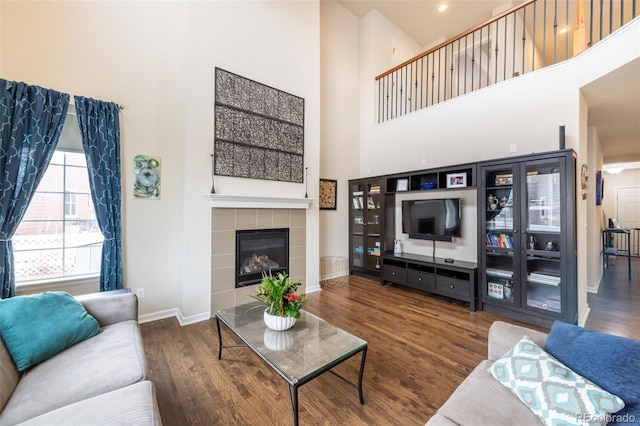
[335,0,640,164]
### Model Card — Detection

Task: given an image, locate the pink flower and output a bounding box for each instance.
[285,293,300,302]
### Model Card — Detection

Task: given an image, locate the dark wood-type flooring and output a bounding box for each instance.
[142,258,640,425]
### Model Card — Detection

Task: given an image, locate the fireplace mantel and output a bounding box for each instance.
[207,194,314,209]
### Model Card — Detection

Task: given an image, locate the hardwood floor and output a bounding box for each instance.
[141,260,639,425]
[585,256,640,339]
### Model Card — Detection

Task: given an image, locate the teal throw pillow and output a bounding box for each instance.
[0,291,101,371]
[489,336,625,426]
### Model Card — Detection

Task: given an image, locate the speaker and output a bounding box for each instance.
[559,125,565,149]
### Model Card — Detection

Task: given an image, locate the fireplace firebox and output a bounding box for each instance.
[236,228,289,288]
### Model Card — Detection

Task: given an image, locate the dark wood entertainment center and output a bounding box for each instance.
[349,149,577,327]
[382,253,477,311]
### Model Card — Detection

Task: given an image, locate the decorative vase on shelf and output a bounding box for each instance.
[263,309,297,331]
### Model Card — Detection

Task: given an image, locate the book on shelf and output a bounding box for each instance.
[527,272,561,286]
[352,197,363,209]
[367,196,377,209]
[488,282,504,299]
[486,233,513,248]
[486,268,513,278]
[369,185,381,194]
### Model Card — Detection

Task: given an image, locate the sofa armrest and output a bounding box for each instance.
[488,321,548,361]
[75,292,138,327]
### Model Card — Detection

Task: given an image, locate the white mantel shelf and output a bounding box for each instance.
[207,194,314,209]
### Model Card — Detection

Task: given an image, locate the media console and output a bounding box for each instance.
[381,253,477,311]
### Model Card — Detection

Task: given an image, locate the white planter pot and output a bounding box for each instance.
[263,309,297,331]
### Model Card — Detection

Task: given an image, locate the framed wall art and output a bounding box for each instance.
[446,172,467,188]
[395,178,409,192]
[133,154,161,199]
[596,170,604,205]
[319,179,337,210]
[213,68,305,183]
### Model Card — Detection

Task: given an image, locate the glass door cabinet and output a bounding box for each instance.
[479,150,576,326]
[349,178,383,279]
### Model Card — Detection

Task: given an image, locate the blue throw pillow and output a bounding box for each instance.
[545,321,640,425]
[0,291,101,371]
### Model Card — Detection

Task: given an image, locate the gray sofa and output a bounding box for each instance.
[426,321,549,425]
[0,292,162,426]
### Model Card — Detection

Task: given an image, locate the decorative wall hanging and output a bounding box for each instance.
[319,179,337,210]
[214,68,304,183]
[133,154,161,199]
[580,164,588,200]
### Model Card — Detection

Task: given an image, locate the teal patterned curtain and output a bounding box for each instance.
[0,79,69,298]
[74,96,123,292]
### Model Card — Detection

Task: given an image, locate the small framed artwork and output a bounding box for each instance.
[446,172,467,188]
[396,178,409,192]
[495,173,513,186]
[319,178,337,210]
[133,154,161,199]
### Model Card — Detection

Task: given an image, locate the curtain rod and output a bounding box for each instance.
[69,98,124,111]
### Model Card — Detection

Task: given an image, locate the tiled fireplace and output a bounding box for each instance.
[210,207,306,315]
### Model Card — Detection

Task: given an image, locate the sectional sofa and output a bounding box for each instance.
[0,291,162,425]
[427,321,639,425]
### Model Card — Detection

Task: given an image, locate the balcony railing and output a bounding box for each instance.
[375,0,638,123]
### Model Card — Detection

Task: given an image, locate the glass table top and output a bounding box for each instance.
[216,301,367,384]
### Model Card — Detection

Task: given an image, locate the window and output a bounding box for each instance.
[13,151,103,282]
[64,193,77,217]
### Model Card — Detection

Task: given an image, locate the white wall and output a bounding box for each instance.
[358,9,423,174]
[361,62,579,176]
[319,1,359,273]
[0,1,321,321]
[586,126,604,293]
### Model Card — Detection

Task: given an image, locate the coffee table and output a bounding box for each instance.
[215,301,368,425]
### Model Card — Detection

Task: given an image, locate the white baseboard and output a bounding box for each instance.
[587,272,603,294]
[306,283,322,293]
[578,306,591,327]
[138,308,211,326]
[177,310,212,326]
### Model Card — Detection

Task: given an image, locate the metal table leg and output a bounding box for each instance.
[216,316,223,360]
[357,346,367,404]
[288,384,299,426]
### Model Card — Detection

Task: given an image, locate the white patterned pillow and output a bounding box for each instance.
[489,336,624,426]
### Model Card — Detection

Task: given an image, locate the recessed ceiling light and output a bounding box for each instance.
[438,3,448,12]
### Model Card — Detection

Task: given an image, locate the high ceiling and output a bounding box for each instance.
[336,0,511,47]
[335,0,640,165]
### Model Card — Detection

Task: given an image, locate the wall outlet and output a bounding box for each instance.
[136,288,145,299]
[420,158,426,166]
[509,143,518,153]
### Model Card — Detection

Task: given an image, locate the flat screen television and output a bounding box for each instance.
[401,198,462,241]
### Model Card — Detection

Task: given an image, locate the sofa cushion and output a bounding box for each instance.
[545,321,640,425]
[0,320,147,425]
[0,291,101,371]
[433,360,542,425]
[489,336,625,426]
[15,381,161,426]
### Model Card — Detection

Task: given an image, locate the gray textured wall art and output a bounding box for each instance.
[214,68,304,183]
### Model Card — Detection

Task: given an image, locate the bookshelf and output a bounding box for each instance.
[349,178,383,279]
